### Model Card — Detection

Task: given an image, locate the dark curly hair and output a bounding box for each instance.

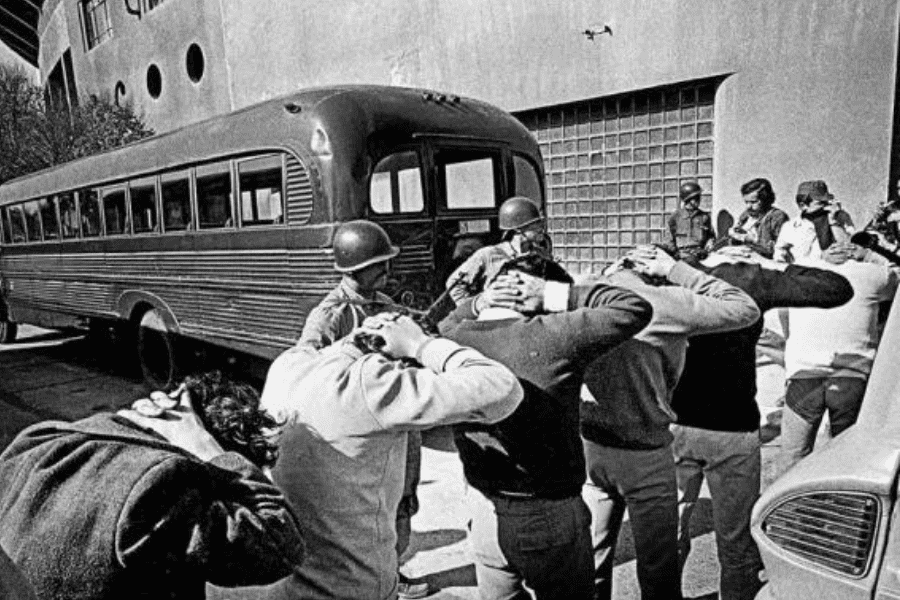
[740,178,776,208]
[183,371,281,468]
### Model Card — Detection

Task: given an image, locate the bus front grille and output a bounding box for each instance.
[762,491,879,578]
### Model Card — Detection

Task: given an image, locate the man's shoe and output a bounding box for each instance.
[397,573,430,599]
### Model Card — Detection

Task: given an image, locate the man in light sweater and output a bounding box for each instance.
[580,245,760,600]
[260,313,523,600]
[779,241,898,473]
[439,253,653,599]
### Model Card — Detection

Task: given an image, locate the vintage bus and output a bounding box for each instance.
[0,85,545,387]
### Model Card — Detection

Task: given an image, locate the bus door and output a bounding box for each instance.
[429,141,509,294]
[367,138,545,317]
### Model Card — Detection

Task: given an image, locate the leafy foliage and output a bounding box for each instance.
[0,64,154,185]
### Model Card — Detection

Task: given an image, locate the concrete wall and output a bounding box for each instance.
[39,0,233,132]
[31,0,900,223]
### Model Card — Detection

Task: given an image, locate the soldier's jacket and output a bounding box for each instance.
[298,278,394,348]
[444,242,516,304]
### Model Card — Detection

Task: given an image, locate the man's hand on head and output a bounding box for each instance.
[358,313,431,360]
[117,385,225,462]
[627,245,677,279]
[480,274,521,311]
[508,271,547,314]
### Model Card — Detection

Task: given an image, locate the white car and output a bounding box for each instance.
[752,294,900,599]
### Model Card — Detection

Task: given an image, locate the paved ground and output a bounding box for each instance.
[1,323,791,600]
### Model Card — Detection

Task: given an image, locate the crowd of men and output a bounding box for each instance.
[1,178,898,600]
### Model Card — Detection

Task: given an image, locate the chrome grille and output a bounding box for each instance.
[762,492,879,577]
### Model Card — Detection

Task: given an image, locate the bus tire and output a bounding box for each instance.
[0,321,17,344]
[137,309,179,390]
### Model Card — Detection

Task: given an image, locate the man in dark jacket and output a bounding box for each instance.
[440,253,653,600]
[0,371,304,600]
[672,249,853,600]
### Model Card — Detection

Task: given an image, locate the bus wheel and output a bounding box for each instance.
[0,321,17,344]
[137,309,179,390]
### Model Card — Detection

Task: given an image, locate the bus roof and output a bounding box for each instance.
[0,85,540,205]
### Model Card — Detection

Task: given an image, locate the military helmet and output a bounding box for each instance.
[498,196,543,231]
[679,181,703,202]
[332,220,400,272]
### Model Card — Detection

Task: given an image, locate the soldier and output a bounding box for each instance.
[445,196,555,304]
[299,219,399,349]
[664,181,716,261]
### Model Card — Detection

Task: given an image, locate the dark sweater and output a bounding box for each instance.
[439,283,652,499]
[672,263,854,432]
[0,414,304,600]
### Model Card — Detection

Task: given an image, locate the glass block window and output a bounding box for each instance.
[516,81,718,276]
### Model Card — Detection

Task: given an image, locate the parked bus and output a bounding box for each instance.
[0,85,545,387]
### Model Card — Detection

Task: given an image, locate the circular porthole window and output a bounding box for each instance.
[146,64,162,99]
[186,43,205,83]
[114,81,126,106]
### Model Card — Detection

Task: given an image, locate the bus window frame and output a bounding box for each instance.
[22,199,43,242]
[160,168,195,233]
[195,159,236,231]
[38,195,62,242]
[510,152,546,206]
[129,175,161,235]
[57,191,81,240]
[7,205,27,243]
[367,145,429,220]
[426,138,509,215]
[236,152,287,228]
[101,184,130,237]
[79,187,104,238]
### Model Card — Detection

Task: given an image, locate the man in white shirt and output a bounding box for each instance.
[779,242,898,473]
[774,179,854,263]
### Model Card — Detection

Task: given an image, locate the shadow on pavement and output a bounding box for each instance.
[421,563,476,591]
[406,528,468,559]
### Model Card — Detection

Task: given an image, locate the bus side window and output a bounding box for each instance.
[162,171,192,232]
[513,154,543,203]
[197,162,233,229]
[39,197,60,241]
[58,192,79,239]
[22,201,42,242]
[7,206,26,243]
[239,154,284,226]
[130,177,158,234]
[80,189,102,237]
[370,151,424,214]
[0,207,10,244]
[102,187,128,235]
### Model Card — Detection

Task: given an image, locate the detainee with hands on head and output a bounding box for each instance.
[0,371,304,600]
[261,308,523,600]
[580,243,760,600]
[439,252,653,599]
